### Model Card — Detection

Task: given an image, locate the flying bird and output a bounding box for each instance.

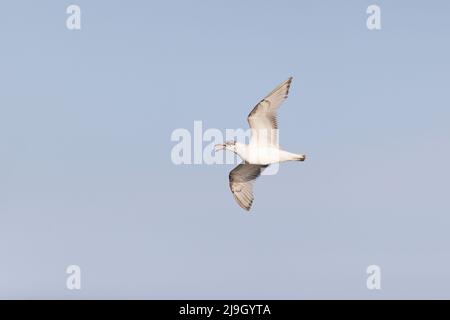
[215,77,306,211]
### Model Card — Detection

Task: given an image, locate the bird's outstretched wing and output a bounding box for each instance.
[229,162,268,211]
[247,77,293,147]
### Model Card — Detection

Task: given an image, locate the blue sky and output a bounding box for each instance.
[0,0,449,298]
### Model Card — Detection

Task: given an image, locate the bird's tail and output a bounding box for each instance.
[294,154,306,161]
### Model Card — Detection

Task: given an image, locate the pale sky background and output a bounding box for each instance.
[0,0,449,299]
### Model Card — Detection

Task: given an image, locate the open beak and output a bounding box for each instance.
[214,144,225,151]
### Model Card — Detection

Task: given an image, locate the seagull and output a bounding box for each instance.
[215,77,306,211]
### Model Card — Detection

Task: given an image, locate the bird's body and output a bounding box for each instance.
[233,143,305,165]
[215,77,306,211]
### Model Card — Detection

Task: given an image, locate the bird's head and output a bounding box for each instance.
[214,140,237,152]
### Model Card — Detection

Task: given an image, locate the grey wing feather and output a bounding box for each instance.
[229,162,268,211]
[247,77,293,147]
